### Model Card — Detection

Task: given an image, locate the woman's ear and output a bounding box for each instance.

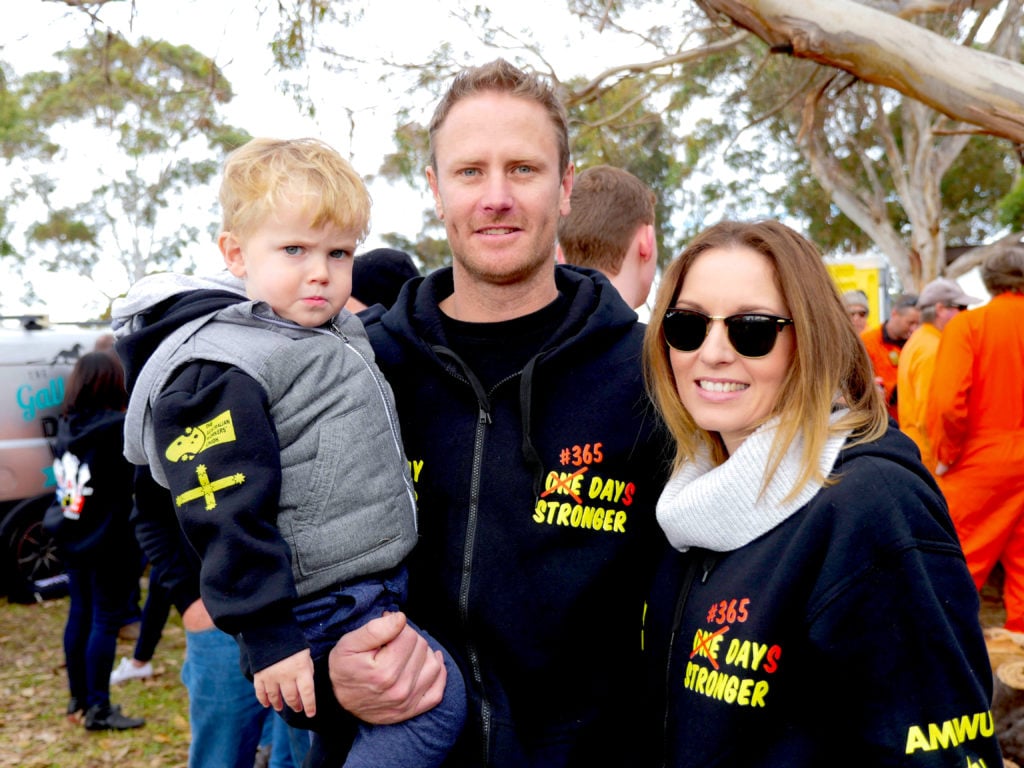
[219,231,246,277]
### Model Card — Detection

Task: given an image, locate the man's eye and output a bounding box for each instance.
[329,249,351,260]
[458,168,479,178]
[512,165,534,175]
[284,245,302,255]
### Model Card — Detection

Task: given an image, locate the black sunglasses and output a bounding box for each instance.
[663,308,793,358]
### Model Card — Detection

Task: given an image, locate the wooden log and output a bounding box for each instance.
[993,660,1024,763]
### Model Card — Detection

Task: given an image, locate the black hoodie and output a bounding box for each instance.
[642,426,1001,767]
[359,265,673,768]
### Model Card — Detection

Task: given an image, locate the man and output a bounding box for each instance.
[555,164,657,309]
[927,248,1024,633]
[313,59,670,768]
[859,292,920,423]
[896,277,981,473]
[842,289,870,333]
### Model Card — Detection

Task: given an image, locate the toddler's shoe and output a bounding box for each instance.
[110,657,153,685]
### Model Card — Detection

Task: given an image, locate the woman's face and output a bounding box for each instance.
[668,245,795,455]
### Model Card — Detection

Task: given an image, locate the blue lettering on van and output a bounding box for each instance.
[17,377,65,421]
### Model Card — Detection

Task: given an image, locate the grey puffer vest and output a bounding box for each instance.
[124,301,417,596]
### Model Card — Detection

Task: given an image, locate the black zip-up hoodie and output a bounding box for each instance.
[362,265,672,767]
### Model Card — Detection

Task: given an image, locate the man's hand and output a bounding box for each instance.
[329,611,446,725]
[254,649,317,716]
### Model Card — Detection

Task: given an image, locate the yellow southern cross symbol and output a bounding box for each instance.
[175,464,246,511]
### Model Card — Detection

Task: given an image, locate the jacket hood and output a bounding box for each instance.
[379,263,639,359]
[112,271,248,391]
[836,421,941,496]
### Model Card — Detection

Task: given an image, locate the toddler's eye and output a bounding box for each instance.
[329,249,352,260]
[284,245,302,256]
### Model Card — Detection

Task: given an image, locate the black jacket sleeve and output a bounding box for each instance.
[130,465,202,617]
[151,360,308,673]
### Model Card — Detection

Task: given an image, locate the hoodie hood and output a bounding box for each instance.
[112,271,247,391]
[379,263,639,362]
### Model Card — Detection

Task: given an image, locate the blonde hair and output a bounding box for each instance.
[219,137,370,241]
[642,220,887,500]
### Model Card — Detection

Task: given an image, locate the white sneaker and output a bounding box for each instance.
[110,657,153,685]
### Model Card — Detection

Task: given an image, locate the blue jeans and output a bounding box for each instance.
[261,712,312,768]
[294,567,466,768]
[182,627,267,768]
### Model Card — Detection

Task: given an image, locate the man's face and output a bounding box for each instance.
[887,306,921,340]
[426,91,573,289]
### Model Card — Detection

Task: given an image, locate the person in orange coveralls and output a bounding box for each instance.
[927,247,1024,632]
[860,293,920,423]
[897,277,982,474]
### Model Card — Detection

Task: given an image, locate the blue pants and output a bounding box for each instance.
[293,567,466,768]
[182,627,267,768]
[64,557,138,711]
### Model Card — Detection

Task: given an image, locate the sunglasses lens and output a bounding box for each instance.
[663,311,709,351]
[726,315,781,358]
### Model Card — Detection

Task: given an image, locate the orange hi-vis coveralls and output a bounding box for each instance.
[897,323,941,473]
[927,292,1024,631]
[860,324,901,423]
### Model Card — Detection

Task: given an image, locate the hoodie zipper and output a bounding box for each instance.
[661,550,717,767]
[434,346,496,765]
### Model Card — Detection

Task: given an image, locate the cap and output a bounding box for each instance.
[842,289,869,308]
[916,278,983,309]
[351,248,420,310]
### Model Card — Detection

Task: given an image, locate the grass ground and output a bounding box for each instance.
[0,592,190,768]
[0,569,1011,767]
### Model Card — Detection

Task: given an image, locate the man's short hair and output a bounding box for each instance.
[557,165,655,276]
[428,59,570,175]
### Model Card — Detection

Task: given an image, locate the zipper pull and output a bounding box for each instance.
[479,407,491,425]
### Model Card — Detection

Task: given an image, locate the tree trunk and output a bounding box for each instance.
[697,0,1024,143]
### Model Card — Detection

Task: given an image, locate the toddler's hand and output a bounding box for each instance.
[254,649,316,717]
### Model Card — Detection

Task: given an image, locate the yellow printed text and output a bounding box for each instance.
[905,711,994,754]
[683,662,769,707]
[532,500,627,533]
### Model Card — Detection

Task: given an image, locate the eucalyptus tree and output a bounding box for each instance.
[267,0,1023,291]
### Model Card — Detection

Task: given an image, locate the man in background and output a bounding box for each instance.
[897,277,981,474]
[842,289,870,334]
[556,164,657,310]
[860,292,920,423]
[928,248,1024,633]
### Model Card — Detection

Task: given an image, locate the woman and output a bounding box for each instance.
[51,351,145,731]
[641,221,1000,766]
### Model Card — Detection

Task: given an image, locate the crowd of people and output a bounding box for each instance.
[40,56,1022,768]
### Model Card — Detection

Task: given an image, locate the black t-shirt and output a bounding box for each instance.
[439,292,569,390]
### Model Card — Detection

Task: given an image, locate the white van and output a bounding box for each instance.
[0,316,107,602]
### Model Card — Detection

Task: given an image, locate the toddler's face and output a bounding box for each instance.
[221,198,358,328]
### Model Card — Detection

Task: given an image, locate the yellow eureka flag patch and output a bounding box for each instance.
[165,410,237,462]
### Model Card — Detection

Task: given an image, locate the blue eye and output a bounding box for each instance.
[329,249,351,260]
[284,245,302,256]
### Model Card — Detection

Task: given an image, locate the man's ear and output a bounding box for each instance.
[637,223,656,262]
[219,231,246,277]
[426,167,444,221]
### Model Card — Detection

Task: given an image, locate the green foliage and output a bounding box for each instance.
[998,174,1024,230]
[6,29,251,302]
